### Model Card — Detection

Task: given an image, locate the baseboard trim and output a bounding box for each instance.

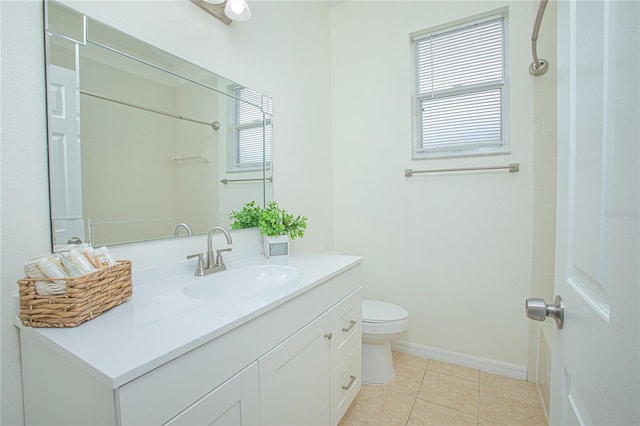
[391,340,527,380]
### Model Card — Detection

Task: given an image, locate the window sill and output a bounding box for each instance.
[412,146,510,160]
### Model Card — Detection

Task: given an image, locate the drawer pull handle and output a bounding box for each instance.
[324,332,333,340]
[342,320,357,333]
[342,375,357,390]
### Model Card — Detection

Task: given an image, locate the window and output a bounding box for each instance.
[413,14,508,159]
[232,86,272,170]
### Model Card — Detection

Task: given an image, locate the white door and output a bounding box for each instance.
[48,64,85,248]
[550,0,639,424]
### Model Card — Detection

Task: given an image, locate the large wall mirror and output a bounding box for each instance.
[45,1,273,250]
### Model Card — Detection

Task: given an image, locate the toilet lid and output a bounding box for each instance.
[362,300,408,323]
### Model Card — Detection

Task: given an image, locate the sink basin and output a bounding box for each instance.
[183,265,302,300]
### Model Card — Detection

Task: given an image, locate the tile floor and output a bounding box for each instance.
[340,351,547,426]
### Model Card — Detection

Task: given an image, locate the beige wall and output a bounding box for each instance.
[81,57,177,243]
[172,79,222,234]
[330,1,536,367]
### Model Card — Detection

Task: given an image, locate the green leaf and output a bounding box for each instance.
[257,201,308,239]
[229,201,262,229]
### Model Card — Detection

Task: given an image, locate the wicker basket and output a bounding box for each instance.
[17,260,133,328]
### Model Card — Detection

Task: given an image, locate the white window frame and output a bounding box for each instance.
[412,10,510,160]
[227,86,272,172]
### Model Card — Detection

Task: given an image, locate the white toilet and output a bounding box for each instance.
[361,300,409,384]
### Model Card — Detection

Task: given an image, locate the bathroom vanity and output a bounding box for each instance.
[17,253,362,425]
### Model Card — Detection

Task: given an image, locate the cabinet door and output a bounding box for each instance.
[259,312,331,426]
[165,363,260,426]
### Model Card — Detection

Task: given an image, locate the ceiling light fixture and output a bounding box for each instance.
[191,0,251,25]
[224,0,251,22]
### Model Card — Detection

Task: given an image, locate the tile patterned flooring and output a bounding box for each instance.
[339,351,547,426]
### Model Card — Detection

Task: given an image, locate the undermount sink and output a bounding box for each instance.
[182,264,302,300]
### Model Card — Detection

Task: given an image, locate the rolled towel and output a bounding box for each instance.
[35,281,67,296]
[24,257,68,296]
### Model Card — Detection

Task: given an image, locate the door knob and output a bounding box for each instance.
[525,295,564,329]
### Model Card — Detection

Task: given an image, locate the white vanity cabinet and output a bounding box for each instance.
[259,288,362,426]
[19,258,362,426]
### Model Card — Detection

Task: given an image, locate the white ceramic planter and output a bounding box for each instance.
[263,235,289,258]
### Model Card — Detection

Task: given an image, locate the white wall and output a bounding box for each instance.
[1,2,51,424]
[0,1,333,424]
[330,1,535,368]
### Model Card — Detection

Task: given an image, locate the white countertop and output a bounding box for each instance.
[16,252,362,388]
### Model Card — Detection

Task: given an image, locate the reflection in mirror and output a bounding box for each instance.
[45,1,273,250]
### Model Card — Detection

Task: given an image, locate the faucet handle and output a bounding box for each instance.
[187,253,205,276]
[215,248,232,268]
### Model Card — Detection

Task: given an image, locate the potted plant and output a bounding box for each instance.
[229,200,262,230]
[258,201,307,258]
[230,201,307,258]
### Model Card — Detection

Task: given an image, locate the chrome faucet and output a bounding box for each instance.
[186,226,233,276]
[206,226,232,271]
[173,222,193,237]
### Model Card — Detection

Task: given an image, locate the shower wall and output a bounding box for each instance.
[527,0,557,419]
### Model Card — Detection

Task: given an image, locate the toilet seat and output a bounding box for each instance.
[362,318,409,335]
[362,300,409,335]
[362,300,408,322]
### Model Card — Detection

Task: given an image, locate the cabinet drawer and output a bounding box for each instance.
[330,345,362,425]
[330,288,361,370]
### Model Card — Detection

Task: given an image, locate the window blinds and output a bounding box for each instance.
[235,87,272,167]
[415,16,505,152]
[237,125,272,165]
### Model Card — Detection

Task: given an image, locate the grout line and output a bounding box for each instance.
[404,360,430,425]
[410,358,483,423]
[405,397,418,425]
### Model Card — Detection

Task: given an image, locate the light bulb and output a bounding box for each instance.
[224,0,251,21]
[231,2,244,14]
